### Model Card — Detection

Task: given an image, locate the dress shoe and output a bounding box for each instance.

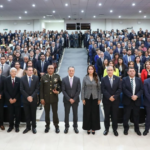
[92,131,95,135]
[124,130,128,135]
[113,130,118,136]
[74,128,79,134]
[64,128,68,134]
[87,131,90,134]
[143,130,149,136]
[15,127,19,133]
[32,128,37,134]
[23,128,31,134]
[0,125,5,130]
[7,127,13,132]
[45,127,50,133]
[55,127,60,133]
[135,130,141,136]
[103,130,109,135]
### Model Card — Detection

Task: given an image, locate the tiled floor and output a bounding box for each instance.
[0,122,149,150]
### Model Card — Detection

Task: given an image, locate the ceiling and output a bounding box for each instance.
[0,0,150,20]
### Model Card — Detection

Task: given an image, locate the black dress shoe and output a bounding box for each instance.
[7,127,13,132]
[135,130,141,136]
[64,128,68,134]
[87,131,90,134]
[124,130,128,135]
[32,128,37,134]
[113,130,118,136]
[74,128,79,134]
[55,127,60,133]
[143,130,149,136]
[45,128,50,133]
[103,130,109,135]
[23,128,31,134]
[92,131,95,135]
[15,127,19,133]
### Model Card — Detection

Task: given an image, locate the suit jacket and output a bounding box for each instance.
[123,55,135,66]
[0,64,10,77]
[113,48,123,55]
[20,75,39,104]
[101,75,121,105]
[122,76,143,106]
[134,63,144,73]
[62,76,81,103]
[0,75,6,100]
[4,76,21,106]
[143,78,150,107]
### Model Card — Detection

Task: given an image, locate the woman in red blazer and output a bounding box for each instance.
[141,61,150,83]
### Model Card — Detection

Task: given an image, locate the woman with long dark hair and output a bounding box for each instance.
[81,65,101,135]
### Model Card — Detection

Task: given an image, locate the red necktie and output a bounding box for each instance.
[12,79,14,87]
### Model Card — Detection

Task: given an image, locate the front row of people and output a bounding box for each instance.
[0,65,149,136]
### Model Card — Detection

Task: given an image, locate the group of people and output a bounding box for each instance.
[0,28,150,137]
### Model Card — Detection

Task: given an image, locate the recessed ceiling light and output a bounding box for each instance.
[132,3,135,6]
[0,5,3,8]
[43,16,46,18]
[68,16,70,18]
[24,11,27,14]
[118,16,121,18]
[19,16,22,19]
[93,16,96,18]
[139,10,142,13]
[81,10,84,13]
[99,3,102,6]
[110,10,113,13]
[53,10,55,13]
[32,4,35,7]
[144,16,147,18]
[8,0,11,1]
[65,3,68,6]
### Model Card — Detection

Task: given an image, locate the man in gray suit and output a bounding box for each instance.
[0,56,10,77]
[62,66,81,134]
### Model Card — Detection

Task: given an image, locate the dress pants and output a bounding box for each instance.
[64,102,78,128]
[23,102,37,129]
[145,106,150,131]
[44,102,59,128]
[0,100,4,126]
[8,104,20,128]
[83,95,100,130]
[103,104,119,131]
[123,102,140,131]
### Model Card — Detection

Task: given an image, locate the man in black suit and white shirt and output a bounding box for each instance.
[62,66,81,134]
[20,67,39,134]
[4,67,21,132]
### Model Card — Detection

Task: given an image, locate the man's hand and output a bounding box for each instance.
[41,99,45,105]
[53,89,59,94]
[131,95,138,101]
[9,98,13,104]
[69,99,75,104]
[82,100,86,105]
[0,94,1,99]
[27,96,33,102]
[12,98,17,103]
[109,96,115,101]
[98,100,101,105]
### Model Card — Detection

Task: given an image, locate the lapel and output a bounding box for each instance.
[9,77,14,88]
[67,76,75,89]
[106,76,112,89]
[135,77,138,94]
[127,76,132,91]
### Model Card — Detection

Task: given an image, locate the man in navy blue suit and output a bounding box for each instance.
[122,67,143,136]
[143,78,150,135]
[123,50,135,66]
[113,43,122,56]
[101,66,122,136]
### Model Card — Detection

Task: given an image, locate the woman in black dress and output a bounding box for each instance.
[81,65,101,135]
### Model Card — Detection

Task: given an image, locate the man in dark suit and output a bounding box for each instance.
[40,65,62,133]
[20,67,39,134]
[122,67,143,136]
[62,66,81,134]
[123,50,135,66]
[0,67,6,130]
[101,66,122,136]
[4,67,21,132]
[113,43,122,56]
[143,78,150,135]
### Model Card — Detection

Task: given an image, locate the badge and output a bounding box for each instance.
[54,78,58,82]
[44,80,48,83]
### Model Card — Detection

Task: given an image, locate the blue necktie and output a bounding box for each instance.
[29,77,31,87]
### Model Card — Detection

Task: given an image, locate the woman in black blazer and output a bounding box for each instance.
[116,57,127,79]
[134,56,144,78]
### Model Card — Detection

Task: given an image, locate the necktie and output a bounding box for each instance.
[41,61,44,72]
[29,77,31,87]
[12,79,14,87]
[131,79,133,93]
[110,77,113,88]
[70,77,72,88]
[50,76,51,80]
[1,65,3,72]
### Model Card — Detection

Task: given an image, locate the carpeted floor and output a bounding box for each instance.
[40,48,104,122]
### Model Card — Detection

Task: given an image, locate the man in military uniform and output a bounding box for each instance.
[40,65,62,133]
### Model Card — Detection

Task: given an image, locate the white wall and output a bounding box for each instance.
[45,22,64,31]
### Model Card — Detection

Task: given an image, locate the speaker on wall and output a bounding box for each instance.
[76,23,80,30]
